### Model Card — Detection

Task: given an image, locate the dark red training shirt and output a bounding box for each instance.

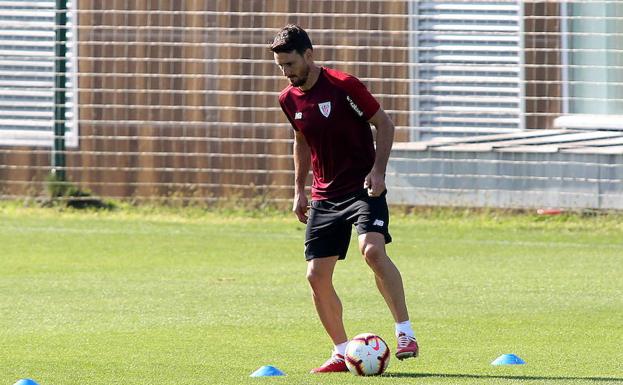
[279,67,380,200]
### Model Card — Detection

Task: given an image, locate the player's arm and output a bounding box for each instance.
[293,130,311,223]
[365,108,395,197]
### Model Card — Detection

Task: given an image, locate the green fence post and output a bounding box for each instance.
[52,0,68,181]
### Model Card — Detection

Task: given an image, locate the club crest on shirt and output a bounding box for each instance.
[318,101,331,118]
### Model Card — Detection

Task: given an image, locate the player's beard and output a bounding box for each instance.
[289,64,310,87]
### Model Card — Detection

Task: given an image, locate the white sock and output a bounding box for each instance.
[395,320,415,338]
[334,341,349,356]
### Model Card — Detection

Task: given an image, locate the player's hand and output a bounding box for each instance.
[293,193,309,224]
[364,169,386,197]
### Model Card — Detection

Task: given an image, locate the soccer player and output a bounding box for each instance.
[270,24,419,373]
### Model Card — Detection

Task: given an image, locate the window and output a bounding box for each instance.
[557,1,623,130]
[409,1,522,141]
[0,0,78,146]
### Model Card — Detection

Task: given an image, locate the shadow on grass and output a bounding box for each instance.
[385,372,623,382]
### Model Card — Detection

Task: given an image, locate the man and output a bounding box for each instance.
[271,24,419,373]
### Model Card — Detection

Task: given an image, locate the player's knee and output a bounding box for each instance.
[306,266,330,289]
[361,242,385,265]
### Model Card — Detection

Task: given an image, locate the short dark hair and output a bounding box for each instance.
[270,24,313,55]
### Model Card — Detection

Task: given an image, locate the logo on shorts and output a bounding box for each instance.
[318,101,331,117]
[294,112,302,120]
[373,219,384,227]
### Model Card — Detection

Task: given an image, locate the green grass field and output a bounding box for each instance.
[1,204,622,385]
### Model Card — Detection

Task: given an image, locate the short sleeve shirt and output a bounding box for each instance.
[279,67,380,200]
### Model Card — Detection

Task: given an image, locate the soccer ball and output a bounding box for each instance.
[344,333,390,376]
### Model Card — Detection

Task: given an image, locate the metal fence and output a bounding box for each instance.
[0,1,621,209]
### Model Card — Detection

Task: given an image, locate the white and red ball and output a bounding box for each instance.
[344,333,390,376]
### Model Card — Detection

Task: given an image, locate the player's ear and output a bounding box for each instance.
[303,48,313,62]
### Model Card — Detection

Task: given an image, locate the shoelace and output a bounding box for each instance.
[397,334,415,348]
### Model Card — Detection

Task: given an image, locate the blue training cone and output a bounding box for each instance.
[491,353,526,365]
[250,365,286,377]
[13,379,40,385]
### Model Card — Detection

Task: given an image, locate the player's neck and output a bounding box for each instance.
[298,64,321,92]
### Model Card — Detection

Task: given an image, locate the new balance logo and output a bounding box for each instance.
[295,112,302,119]
[373,219,384,227]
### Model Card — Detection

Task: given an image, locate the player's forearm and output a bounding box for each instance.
[372,113,395,173]
[293,140,311,194]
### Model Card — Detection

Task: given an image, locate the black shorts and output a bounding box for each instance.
[305,188,392,261]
